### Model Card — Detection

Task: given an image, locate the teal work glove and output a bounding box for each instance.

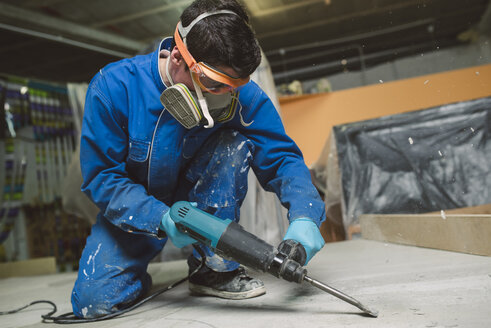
[159,210,197,248]
[283,218,325,265]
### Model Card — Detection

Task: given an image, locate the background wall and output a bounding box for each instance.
[302,37,491,92]
[280,63,491,167]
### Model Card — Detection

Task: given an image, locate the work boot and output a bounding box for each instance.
[188,256,266,300]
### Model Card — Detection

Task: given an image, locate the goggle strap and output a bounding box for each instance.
[175,15,250,89]
[178,10,239,38]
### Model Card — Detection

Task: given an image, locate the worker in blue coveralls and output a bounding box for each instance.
[72,0,325,318]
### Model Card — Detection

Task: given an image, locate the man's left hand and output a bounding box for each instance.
[283,218,325,265]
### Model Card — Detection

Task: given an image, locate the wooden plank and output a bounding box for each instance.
[0,257,56,279]
[429,203,491,215]
[360,214,491,256]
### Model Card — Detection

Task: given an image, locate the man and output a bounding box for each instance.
[72,0,325,318]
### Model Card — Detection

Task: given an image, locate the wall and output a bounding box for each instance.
[280,64,491,166]
[302,38,491,92]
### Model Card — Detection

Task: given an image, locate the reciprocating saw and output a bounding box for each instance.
[165,201,378,317]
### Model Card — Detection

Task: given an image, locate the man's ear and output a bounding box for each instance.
[170,46,184,66]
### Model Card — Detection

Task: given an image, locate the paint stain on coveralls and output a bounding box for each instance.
[86,243,102,275]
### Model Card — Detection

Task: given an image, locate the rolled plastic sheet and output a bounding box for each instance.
[316,97,491,229]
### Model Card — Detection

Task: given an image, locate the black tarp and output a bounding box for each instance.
[334,97,491,223]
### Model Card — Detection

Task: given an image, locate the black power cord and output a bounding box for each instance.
[0,245,206,324]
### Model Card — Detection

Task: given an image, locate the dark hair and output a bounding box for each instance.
[176,0,261,78]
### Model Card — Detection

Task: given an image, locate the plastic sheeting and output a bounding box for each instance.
[240,50,288,246]
[313,97,491,230]
[67,83,88,138]
[62,83,99,224]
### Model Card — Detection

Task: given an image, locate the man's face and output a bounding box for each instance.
[169,47,240,95]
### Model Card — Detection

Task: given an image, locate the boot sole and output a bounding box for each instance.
[189,282,266,300]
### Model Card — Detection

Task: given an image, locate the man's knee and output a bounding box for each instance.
[71,272,151,318]
[205,130,254,179]
[187,130,253,210]
[215,130,254,157]
[71,279,112,318]
[193,129,254,168]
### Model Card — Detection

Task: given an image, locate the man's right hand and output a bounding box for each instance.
[159,211,197,248]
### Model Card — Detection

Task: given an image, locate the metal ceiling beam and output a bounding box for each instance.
[272,40,442,83]
[265,18,434,57]
[0,2,145,52]
[257,0,428,40]
[0,23,132,58]
[22,0,71,7]
[91,0,193,28]
[245,0,327,18]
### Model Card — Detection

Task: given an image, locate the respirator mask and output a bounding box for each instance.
[160,10,250,129]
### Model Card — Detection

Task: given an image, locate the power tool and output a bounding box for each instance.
[167,201,379,317]
[2,201,377,324]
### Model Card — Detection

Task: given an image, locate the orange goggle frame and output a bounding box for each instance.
[174,23,249,93]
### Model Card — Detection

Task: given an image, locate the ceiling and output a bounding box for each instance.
[0,0,490,84]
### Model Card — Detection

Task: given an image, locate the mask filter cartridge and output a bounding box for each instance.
[161,82,239,129]
[160,83,202,129]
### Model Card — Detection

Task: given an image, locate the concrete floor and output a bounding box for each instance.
[1,239,490,328]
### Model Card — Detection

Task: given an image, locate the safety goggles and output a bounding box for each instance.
[174,10,250,94]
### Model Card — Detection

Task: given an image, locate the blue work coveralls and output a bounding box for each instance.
[72,38,325,318]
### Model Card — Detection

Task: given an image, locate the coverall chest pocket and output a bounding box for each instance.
[127,138,150,184]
